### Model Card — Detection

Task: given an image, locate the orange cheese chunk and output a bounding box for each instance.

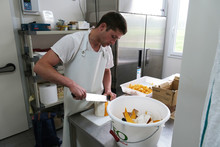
[153,120,160,123]
[104,102,108,116]
[124,108,135,123]
[131,109,137,119]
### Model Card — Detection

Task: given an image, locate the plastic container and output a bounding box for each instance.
[120,76,166,97]
[107,96,170,147]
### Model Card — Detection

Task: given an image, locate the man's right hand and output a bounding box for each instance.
[69,82,86,100]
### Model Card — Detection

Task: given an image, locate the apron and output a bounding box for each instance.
[62,31,107,147]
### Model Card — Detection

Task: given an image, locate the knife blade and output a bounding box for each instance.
[86,93,111,102]
[71,93,110,102]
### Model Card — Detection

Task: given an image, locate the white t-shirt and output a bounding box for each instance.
[51,30,114,69]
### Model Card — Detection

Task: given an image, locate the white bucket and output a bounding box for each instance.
[107,96,170,147]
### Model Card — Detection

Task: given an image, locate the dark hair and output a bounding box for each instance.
[96,11,127,35]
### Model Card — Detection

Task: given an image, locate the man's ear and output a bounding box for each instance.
[99,23,107,31]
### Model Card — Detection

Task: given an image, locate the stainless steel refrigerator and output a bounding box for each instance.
[86,0,167,95]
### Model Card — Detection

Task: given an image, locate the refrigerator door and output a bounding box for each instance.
[114,13,146,95]
[143,16,166,78]
[118,0,167,16]
[86,0,167,25]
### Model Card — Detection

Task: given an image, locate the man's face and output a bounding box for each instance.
[98,23,124,47]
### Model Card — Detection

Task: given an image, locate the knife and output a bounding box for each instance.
[71,93,111,102]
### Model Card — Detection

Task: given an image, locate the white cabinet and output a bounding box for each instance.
[19,30,84,111]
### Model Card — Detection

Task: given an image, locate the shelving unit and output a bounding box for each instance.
[21,30,81,35]
[19,29,85,112]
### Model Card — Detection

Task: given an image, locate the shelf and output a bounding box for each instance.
[19,29,87,35]
[31,98,64,112]
[43,98,64,109]
[19,29,82,112]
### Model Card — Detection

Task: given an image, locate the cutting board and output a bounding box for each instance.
[81,108,111,126]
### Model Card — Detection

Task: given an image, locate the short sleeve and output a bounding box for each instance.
[51,32,84,64]
[104,46,114,69]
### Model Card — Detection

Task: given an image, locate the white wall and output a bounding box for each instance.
[38,0,86,22]
[9,0,87,49]
[162,56,182,78]
[24,0,86,24]
[10,0,86,29]
[162,0,182,78]
[172,0,220,146]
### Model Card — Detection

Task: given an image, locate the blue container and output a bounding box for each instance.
[21,23,51,31]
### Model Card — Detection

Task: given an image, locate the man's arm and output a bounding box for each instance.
[103,68,116,100]
[34,49,86,100]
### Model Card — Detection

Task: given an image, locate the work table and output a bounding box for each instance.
[68,109,174,147]
[69,109,117,147]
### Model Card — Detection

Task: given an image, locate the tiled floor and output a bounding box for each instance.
[0,128,63,147]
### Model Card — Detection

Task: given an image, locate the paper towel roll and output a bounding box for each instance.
[39,83,58,105]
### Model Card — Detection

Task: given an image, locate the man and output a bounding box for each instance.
[34,11,127,147]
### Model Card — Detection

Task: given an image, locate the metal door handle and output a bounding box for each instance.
[138,50,142,68]
[0,63,16,73]
[145,49,150,66]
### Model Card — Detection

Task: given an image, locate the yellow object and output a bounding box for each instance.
[58,25,68,30]
[104,102,108,116]
[29,95,34,114]
[131,109,137,119]
[124,108,135,123]
[128,84,152,94]
[153,120,161,123]
[57,86,64,99]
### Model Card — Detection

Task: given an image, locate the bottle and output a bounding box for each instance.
[137,50,142,79]
[137,66,141,79]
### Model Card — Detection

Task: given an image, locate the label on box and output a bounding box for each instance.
[152,87,175,106]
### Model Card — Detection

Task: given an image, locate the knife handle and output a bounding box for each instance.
[107,95,111,101]
[71,93,76,97]
[109,130,119,142]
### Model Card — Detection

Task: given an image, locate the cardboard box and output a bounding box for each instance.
[152,76,179,112]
